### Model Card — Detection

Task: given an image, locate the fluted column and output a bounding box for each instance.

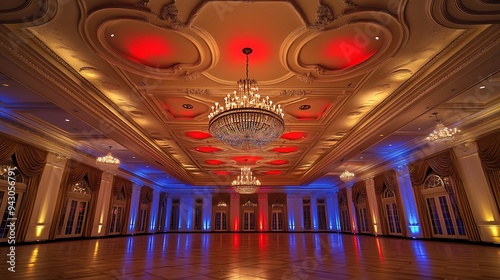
[346,184,358,234]
[202,193,212,231]
[258,193,269,231]
[230,193,240,231]
[127,184,141,234]
[148,189,160,233]
[395,165,423,238]
[454,141,500,242]
[90,172,113,237]
[365,177,382,235]
[326,191,340,231]
[164,196,172,232]
[179,193,194,231]
[25,153,67,242]
[310,193,318,231]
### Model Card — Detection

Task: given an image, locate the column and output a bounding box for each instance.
[127,184,141,234]
[90,172,113,237]
[395,165,423,238]
[346,184,358,234]
[148,189,160,233]
[258,193,269,231]
[230,193,240,231]
[179,194,194,231]
[454,142,500,242]
[164,196,172,232]
[326,191,340,231]
[202,192,212,231]
[365,177,383,235]
[286,193,296,231]
[310,194,319,231]
[25,153,67,242]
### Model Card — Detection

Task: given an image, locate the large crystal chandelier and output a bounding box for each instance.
[208,48,285,150]
[96,146,120,172]
[340,168,355,183]
[426,113,461,144]
[231,166,261,194]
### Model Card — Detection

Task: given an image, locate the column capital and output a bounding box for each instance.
[258,193,268,200]
[230,193,240,200]
[46,152,68,168]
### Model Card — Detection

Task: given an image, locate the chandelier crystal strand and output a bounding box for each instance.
[208,48,285,150]
[340,168,355,183]
[231,166,261,194]
[426,113,461,144]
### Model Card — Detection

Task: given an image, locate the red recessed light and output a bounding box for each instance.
[281,132,307,140]
[126,35,172,66]
[186,131,212,140]
[213,171,231,175]
[195,146,221,153]
[323,37,377,69]
[206,160,225,165]
[265,170,282,175]
[268,160,288,165]
[230,156,263,164]
[271,147,298,153]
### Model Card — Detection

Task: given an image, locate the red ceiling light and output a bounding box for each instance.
[265,170,282,175]
[231,156,263,164]
[271,146,298,153]
[126,35,172,66]
[195,146,221,153]
[205,160,225,165]
[323,37,377,69]
[185,131,212,140]
[268,159,288,165]
[281,132,307,140]
[213,171,231,175]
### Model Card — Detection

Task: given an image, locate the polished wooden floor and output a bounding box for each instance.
[1,233,500,279]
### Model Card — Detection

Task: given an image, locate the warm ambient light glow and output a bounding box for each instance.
[340,168,355,183]
[96,146,120,172]
[281,132,307,140]
[231,166,261,194]
[208,48,285,150]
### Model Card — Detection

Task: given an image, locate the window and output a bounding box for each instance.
[317,199,327,231]
[422,174,467,239]
[242,200,257,231]
[109,188,126,235]
[194,199,203,231]
[169,199,180,231]
[214,201,227,231]
[355,194,370,233]
[339,194,350,232]
[382,188,401,235]
[271,203,284,231]
[303,199,311,230]
[57,181,91,238]
[137,205,148,233]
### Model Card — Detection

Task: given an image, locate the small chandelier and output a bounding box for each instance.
[426,113,461,144]
[96,146,120,172]
[208,47,285,150]
[340,168,355,183]
[231,166,261,194]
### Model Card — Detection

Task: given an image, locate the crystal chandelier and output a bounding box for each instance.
[96,146,120,172]
[426,113,461,144]
[340,168,355,183]
[231,166,261,194]
[208,48,285,150]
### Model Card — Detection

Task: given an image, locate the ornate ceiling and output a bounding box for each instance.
[0,0,499,190]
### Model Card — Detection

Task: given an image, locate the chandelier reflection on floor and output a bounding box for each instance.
[426,113,461,144]
[96,146,120,172]
[208,48,285,150]
[231,166,261,194]
[340,168,355,183]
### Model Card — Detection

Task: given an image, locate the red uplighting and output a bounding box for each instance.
[185,131,211,140]
[323,37,377,69]
[231,156,263,164]
[125,36,172,66]
[195,146,221,153]
[268,160,288,165]
[271,146,298,153]
[281,132,307,140]
[265,170,282,175]
[205,160,225,165]
[213,171,231,175]
[226,37,270,65]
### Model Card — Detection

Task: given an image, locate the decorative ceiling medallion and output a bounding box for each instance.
[271,146,298,153]
[195,146,221,153]
[268,160,288,165]
[185,131,211,140]
[281,132,307,140]
[205,160,225,165]
[230,156,263,164]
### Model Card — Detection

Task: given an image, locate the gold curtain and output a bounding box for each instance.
[476,130,500,213]
[0,135,48,242]
[408,149,481,242]
[351,180,374,233]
